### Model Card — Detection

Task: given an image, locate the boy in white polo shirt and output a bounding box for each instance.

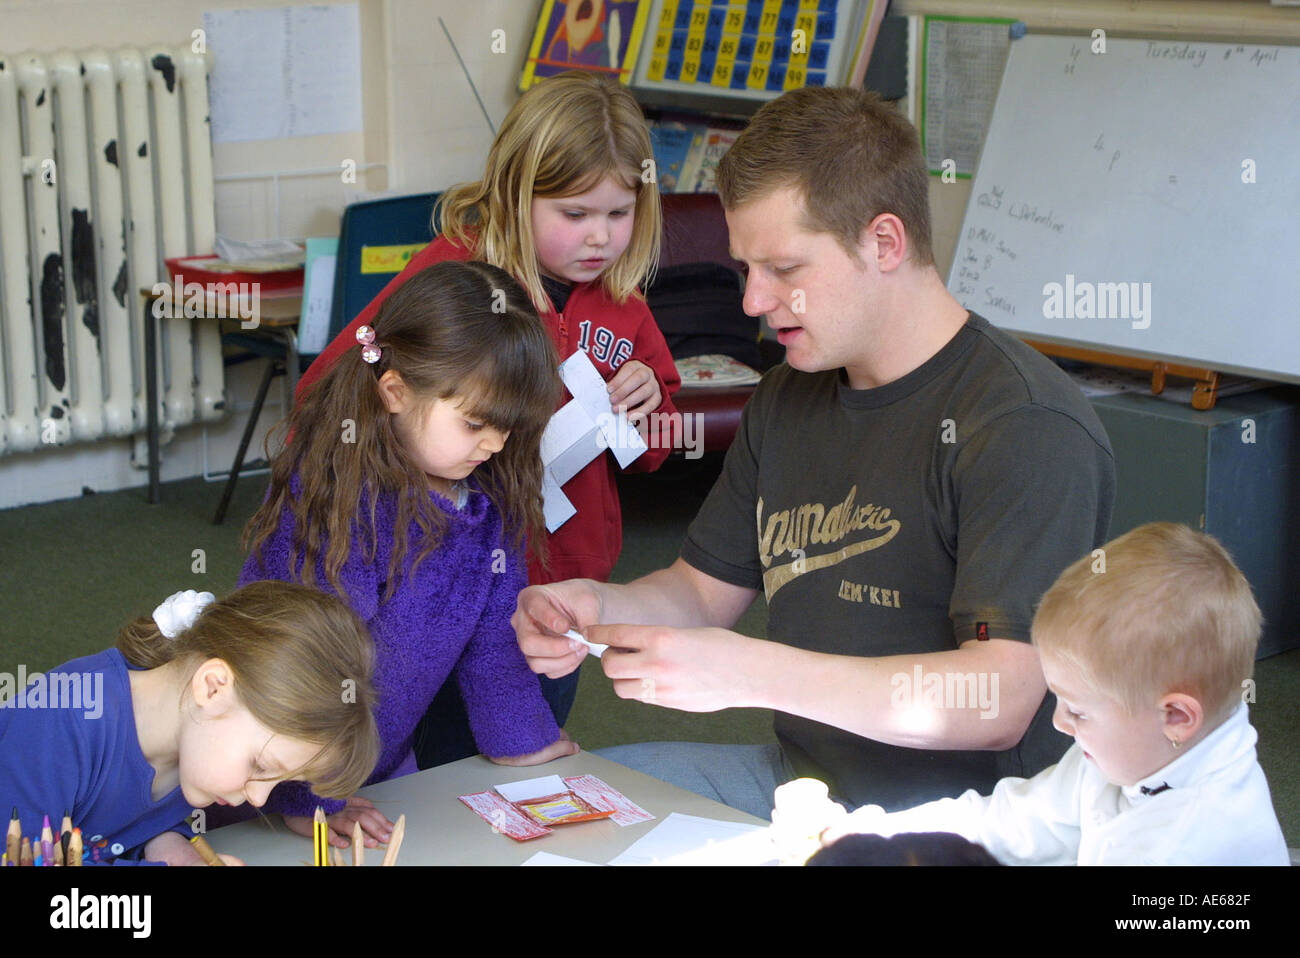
[820,522,1288,865]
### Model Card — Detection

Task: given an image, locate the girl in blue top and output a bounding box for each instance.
[0,582,378,865]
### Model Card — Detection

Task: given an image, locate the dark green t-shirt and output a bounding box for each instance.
[681,313,1116,810]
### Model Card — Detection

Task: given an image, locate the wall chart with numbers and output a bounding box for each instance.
[632,0,870,103]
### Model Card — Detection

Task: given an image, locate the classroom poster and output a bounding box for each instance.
[521,0,653,89]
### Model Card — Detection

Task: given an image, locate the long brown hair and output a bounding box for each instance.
[244,261,559,600]
[117,581,379,798]
[437,70,661,311]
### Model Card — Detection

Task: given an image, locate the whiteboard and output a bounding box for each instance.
[948,35,1300,383]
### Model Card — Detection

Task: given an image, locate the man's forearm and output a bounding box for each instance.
[744,638,1046,750]
[593,559,756,631]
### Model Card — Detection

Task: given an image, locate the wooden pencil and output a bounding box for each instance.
[40,815,53,865]
[380,814,405,866]
[351,820,364,867]
[20,836,32,867]
[68,829,82,867]
[313,807,327,867]
[6,807,19,867]
[190,834,224,866]
[331,846,345,867]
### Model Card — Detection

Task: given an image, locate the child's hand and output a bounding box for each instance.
[143,830,245,866]
[284,796,394,849]
[818,804,887,847]
[607,360,661,424]
[488,729,581,766]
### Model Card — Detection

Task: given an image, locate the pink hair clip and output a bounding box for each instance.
[356,324,382,364]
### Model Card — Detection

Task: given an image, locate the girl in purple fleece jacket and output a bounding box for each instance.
[241,261,578,852]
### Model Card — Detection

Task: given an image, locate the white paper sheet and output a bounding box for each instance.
[520,851,601,866]
[922,18,1013,175]
[540,470,576,533]
[564,629,608,659]
[607,812,776,866]
[494,775,569,803]
[203,2,363,143]
[538,350,647,531]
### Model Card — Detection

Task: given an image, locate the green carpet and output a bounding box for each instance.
[1,458,1295,846]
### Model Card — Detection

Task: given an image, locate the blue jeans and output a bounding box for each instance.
[595,741,795,821]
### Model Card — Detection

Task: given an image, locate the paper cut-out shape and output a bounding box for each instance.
[540,350,647,531]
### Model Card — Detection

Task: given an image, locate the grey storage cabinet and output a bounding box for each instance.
[1088,388,1299,659]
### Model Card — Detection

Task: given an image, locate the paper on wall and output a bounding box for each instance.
[203,3,363,143]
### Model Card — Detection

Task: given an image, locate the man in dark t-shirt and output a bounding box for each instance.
[512,87,1115,819]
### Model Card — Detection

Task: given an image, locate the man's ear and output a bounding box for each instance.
[376,369,409,415]
[860,213,908,272]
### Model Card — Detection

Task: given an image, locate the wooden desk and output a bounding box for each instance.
[207,752,768,866]
[138,286,302,504]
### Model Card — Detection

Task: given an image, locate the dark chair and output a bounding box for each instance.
[651,192,782,455]
[212,192,442,523]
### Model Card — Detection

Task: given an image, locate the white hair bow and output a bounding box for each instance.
[152,589,216,638]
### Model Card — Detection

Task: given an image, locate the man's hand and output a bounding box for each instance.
[512,581,604,678]
[488,729,581,766]
[587,623,759,713]
[607,360,661,424]
[284,796,393,849]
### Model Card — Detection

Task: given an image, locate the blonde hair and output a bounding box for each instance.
[437,70,661,311]
[117,581,380,799]
[715,86,934,267]
[1032,523,1260,723]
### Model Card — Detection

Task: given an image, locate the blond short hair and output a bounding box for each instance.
[1032,523,1260,722]
[715,86,934,266]
[438,71,661,311]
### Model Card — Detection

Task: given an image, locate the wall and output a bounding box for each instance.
[0,0,542,510]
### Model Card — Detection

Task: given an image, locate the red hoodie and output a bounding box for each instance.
[296,235,681,584]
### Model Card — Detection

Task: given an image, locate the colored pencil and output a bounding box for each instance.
[351,820,364,867]
[380,814,405,866]
[190,834,224,866]
[20,836,32,867]
[68,829,82,867]
[313,807,327,866]
[40,815,53,865]
[60,831,70,867]
[6,807,19,866]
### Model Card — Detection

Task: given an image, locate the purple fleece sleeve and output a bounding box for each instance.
[456,542,561,758]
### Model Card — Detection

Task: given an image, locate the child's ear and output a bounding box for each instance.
[190,658,238,716]
[1159,692,1204,747]
[376,369,410,415]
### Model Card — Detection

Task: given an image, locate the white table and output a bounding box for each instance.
[208,752,769,866]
